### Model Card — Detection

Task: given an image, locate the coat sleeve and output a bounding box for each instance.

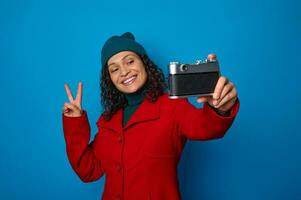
[62,111,104,182]
[174,98,240,140]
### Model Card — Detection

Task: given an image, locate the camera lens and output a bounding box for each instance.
[180,64,188,72]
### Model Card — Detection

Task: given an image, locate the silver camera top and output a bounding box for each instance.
[168,58,219,75]
[195,57,217,64]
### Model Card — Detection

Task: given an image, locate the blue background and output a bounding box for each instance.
[1,0,300,199]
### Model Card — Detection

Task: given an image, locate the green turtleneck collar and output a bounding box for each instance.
[123,87,146,126]
[124,87,145,106]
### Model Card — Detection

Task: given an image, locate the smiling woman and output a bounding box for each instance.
[62,32,239,200]
[100,33,166,121]
[107,51,147,94]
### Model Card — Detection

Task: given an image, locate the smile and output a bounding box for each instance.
[122,75,137,85]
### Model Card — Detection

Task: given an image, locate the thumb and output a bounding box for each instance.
[207,53,217,61]
[196,96,209,104]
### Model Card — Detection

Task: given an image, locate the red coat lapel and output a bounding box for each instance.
[124,98,160,130]
[97,109,123,134]
[97,98,161,133]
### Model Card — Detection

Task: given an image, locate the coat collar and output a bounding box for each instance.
[97,96,161,134]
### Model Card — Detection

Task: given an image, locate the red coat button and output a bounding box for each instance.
[116,164,122,172]
[116,194,122,200]
[117,136,123,143]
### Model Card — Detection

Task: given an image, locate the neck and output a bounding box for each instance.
[124,87,145,106]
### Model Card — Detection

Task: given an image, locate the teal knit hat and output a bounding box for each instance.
[101,32,147,67]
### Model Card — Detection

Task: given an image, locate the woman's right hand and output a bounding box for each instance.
[63,81,83,117]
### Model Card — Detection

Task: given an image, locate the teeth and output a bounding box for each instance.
[123,76,136,84]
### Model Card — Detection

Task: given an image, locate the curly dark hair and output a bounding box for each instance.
[100,54,167,121]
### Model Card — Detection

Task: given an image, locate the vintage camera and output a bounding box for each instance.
[168,57,220,99]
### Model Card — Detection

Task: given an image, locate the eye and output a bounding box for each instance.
[127,60,134,65]
[110,67,119,73]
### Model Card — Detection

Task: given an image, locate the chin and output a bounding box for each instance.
[125,88,139,94]
[119,85,142,94]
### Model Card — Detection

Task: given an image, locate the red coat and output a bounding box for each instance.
[63,93,239,200]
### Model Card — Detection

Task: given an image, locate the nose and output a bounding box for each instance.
[120,66,130,77]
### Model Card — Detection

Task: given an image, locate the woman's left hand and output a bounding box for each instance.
[196,54,238,112]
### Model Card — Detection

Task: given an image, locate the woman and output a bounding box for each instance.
[62,32,239,200]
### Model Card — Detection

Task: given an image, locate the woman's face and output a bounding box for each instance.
[107,51,148,94]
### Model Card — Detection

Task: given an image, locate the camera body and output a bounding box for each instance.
[168,58,220,99]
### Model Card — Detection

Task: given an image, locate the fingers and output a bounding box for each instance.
[63,105,71,114]
[219,81,234,102]
[63,102,77,112]
[64,84,74,103]
[207,53,217,61]
[63,102,82,116]
[215,87,237,109]
[76,81,83,104]
[213,76,228,100]
[63,103,71,114]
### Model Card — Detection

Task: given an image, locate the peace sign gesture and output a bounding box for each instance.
[63,82,83,117]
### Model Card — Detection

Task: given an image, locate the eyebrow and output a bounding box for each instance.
[108,54,136,67]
